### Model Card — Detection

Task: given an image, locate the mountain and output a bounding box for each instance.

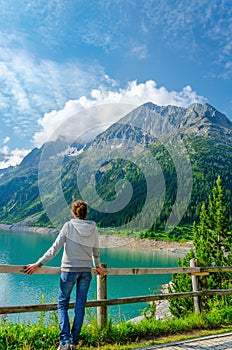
[93,102,232,143]
[82,102,232,230]
[0,102,231,234]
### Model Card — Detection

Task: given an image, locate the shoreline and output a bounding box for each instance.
[0,223,193,254]
[0,223,59,235]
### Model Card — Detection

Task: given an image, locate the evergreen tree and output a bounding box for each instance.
[168,249,195,317]
[194,176,231,267]
[169,176,232,317]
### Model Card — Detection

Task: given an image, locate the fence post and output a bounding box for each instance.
[190,258,201,313]
[97,263,107,327]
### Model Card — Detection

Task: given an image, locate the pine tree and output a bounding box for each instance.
[194,176,231,266]
[168,249,195,317]
[194,204,212,266]
[208,176,231,259]
[169,176,232,317]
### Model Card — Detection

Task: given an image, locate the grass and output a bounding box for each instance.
[79,327,232,350]
[99,224,194,243]
[1,307,232,349]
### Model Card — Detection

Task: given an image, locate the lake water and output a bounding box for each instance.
[0,230,179,322]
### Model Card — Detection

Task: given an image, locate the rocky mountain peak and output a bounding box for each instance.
[91,102,232,147]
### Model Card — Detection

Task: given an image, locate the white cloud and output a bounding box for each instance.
[3,136,10,144]
[0,146,31,169]
[221,62,232,79]
[129,42,148,60]
[144,0,232,77]
[33,80,207,147]
[0,32,113,138]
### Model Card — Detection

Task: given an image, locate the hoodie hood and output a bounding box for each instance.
[70,218,96,236]
[62,218,98,248]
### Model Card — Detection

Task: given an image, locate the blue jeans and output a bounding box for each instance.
[58,271,92,345]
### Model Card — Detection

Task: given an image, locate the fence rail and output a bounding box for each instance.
[1,289,232,315]
[1,264,232,275]
[1,262,232,327]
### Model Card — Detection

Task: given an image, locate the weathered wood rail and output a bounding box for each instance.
[1,262,232,327]
[2,264,232,275]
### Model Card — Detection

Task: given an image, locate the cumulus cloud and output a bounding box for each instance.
[33,80,207,147]
[0,146,31,169]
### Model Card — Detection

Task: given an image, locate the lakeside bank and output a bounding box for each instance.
[99,234,193,254]
[0,222,59,235]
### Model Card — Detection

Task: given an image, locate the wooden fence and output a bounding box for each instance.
[1,261,232,327]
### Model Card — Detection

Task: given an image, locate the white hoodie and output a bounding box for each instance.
[36,218,100,271]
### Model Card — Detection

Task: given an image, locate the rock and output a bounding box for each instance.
[128,283,172,323]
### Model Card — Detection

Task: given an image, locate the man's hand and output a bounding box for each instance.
[24,263,39,275]
[96,266,106,277]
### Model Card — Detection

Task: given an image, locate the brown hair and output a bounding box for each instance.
[71,199,88,219]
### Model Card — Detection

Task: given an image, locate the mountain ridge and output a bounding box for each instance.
[95,102,231,137]
[0,102,231,232]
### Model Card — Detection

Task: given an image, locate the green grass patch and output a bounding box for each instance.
[1,307,232,349]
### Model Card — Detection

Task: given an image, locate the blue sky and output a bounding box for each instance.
[0,0,231,168]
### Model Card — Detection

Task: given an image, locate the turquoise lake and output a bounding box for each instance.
[0,230,180,322]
